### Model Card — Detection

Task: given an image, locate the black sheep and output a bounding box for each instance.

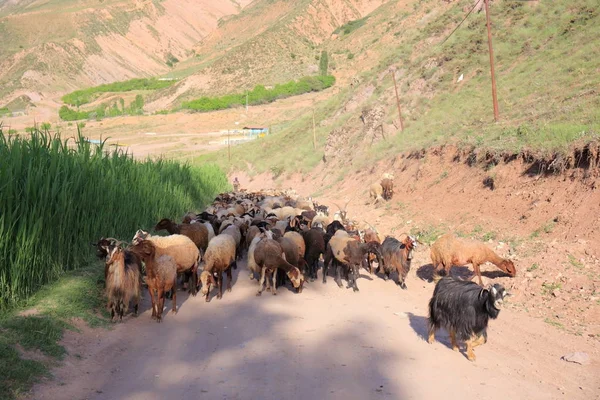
[323,220,345,248]
[428,276,509,361]
[301,228,325,281]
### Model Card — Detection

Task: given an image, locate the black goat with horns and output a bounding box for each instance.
[427,276,509,361]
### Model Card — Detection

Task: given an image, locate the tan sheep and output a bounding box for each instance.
[132,230,200,295]
[283,231,305,259]
[154,218,209,252]
[369,182,384,205]
[199,234,237,302]
[430,234,517,286]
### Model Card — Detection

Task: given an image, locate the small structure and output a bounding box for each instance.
[242,127,269,138]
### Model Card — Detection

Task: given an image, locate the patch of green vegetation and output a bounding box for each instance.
[410,224,446,245]
[182,75,335,112]
[0,339,48,400]
[270,165,284,179]
[333,17,369,35]
[0,264,106,400]
[530,219,557,238]
[165,53,179,68]
[544,317,565,330]
[431,170,448,185]
[542,282,561,296]
[61,78,175,107]
[59,94,146,121]
[567,254,584,269]
[319,51,329,75]
[527,263,539,272]
[482,231,497,241]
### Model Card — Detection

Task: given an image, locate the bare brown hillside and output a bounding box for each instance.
[148,0,385,109]
[0,0,253,105]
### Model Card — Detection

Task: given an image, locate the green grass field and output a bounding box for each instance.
[0,125,229,306]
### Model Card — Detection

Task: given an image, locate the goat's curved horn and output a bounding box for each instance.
[396,232,410,240]
[363,220,377,232]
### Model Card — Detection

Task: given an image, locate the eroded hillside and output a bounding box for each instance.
[0,0,253,106]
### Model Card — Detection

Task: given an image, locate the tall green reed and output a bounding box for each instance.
[0,125,229,307]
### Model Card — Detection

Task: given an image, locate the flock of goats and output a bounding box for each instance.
[94,174,517,361]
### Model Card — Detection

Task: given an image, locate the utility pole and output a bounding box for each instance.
[312,107,316,150]
[390,69,404,131]
[484,0,500,121]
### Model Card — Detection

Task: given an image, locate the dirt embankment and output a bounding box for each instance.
[238,143,600,337]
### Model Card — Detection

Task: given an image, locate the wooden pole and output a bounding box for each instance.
[391,70,404,131]
[312,107,316,150]
[484,0,500,121]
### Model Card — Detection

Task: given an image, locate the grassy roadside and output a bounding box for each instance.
[0,261,106,400]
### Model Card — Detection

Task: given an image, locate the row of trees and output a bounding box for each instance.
[182,75,335,112]
[59,95,145,121]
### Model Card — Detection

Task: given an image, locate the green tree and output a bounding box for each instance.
[134,94,144,111]
[319,50,329,76]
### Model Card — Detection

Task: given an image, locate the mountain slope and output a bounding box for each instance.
[145,0,384,109]
[0,0,253,106]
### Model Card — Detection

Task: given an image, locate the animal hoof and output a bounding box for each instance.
[467,355,476,362]
[227,288,232,292]
[205,298,211,303]
[256,291,262,297]
[452,346,459,352]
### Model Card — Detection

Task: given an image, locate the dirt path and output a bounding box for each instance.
[28,250,599,400]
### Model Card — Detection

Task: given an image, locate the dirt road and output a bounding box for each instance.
[28,251,599,400]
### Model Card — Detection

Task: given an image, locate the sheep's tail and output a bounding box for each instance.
[432,273,443,283]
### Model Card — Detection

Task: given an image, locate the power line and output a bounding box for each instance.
[441,0,483,45]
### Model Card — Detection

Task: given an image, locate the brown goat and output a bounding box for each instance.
[105,245,142,322]
[128,240,177,322]
[379,235,418,289]
[254,239,304,296]
[155,218,209,252]
[362,227,382,274]
[430,234,516,286]
[381,178,394,201]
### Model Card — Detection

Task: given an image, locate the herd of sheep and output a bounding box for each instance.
[94,174,517,361]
